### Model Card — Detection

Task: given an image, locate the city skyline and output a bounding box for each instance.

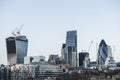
[0,0,120,64]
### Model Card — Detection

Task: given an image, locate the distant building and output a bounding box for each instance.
[61,43,66,60]
[79,52,90,68]
[6,35,28,65]
[89,61,97,69]
[11,64,35,80]
[48,54,59,63]
[0,65,10,80]
[35,64,63,80]
[10,64,63,80]
[48,54,63,64]
[24,56,33,64]
[117,62,120,67]
[65,30,77,67]
[107,45,112,57]
[105,56,117,70]
[97,39,110,66]
[24,56,45,64]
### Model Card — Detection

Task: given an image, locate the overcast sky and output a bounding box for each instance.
[0,0,120,64]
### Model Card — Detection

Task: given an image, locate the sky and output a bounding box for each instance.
[0,0,120,64]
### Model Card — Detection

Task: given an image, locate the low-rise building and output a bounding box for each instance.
[89,61,97,69]
[24,56,45,64]
[10,63,63,80]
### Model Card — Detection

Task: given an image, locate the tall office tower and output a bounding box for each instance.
[6,35,28,65]
[97,39,108,66]
[61,44,66,59]
[65,30,77,67]
[79,52,90,68]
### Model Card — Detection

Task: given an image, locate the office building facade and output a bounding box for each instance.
[65,30,77,67]
[10,64,63,80]
[79,52,90,68]
[6,36,28,65]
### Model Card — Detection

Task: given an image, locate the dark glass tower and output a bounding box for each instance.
[65,30,77,67]
[79,52,89,67]
[6,36,28,65]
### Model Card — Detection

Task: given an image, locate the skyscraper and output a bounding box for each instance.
[6,35,28,65]
[97,39,108,65]
[65,30,77,67]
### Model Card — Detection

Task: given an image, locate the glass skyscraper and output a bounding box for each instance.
[65,30,77,67]
[6,35,28,65]
[97,39,108,65]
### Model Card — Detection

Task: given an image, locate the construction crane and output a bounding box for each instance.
[12,24,23,36]
[81,41,93,52]
[16,24,23,35]
[87,41,93,52]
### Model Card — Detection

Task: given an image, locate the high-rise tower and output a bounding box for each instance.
[6,36,28,65]
[6,26,28,65]
[97,39,108,65]
[65,30,77,67]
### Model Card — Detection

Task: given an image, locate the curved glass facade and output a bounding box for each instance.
[97,39,108,65]
[6,36,28,65]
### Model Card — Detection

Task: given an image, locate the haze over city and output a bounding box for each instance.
[0,0,120,64]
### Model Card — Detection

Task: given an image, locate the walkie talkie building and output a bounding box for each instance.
[6,36,28,65]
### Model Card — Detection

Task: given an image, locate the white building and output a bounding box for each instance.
[105,56,117,70]
[83,54,90,68]
[107,46,112,57]
[24,56,45,64]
